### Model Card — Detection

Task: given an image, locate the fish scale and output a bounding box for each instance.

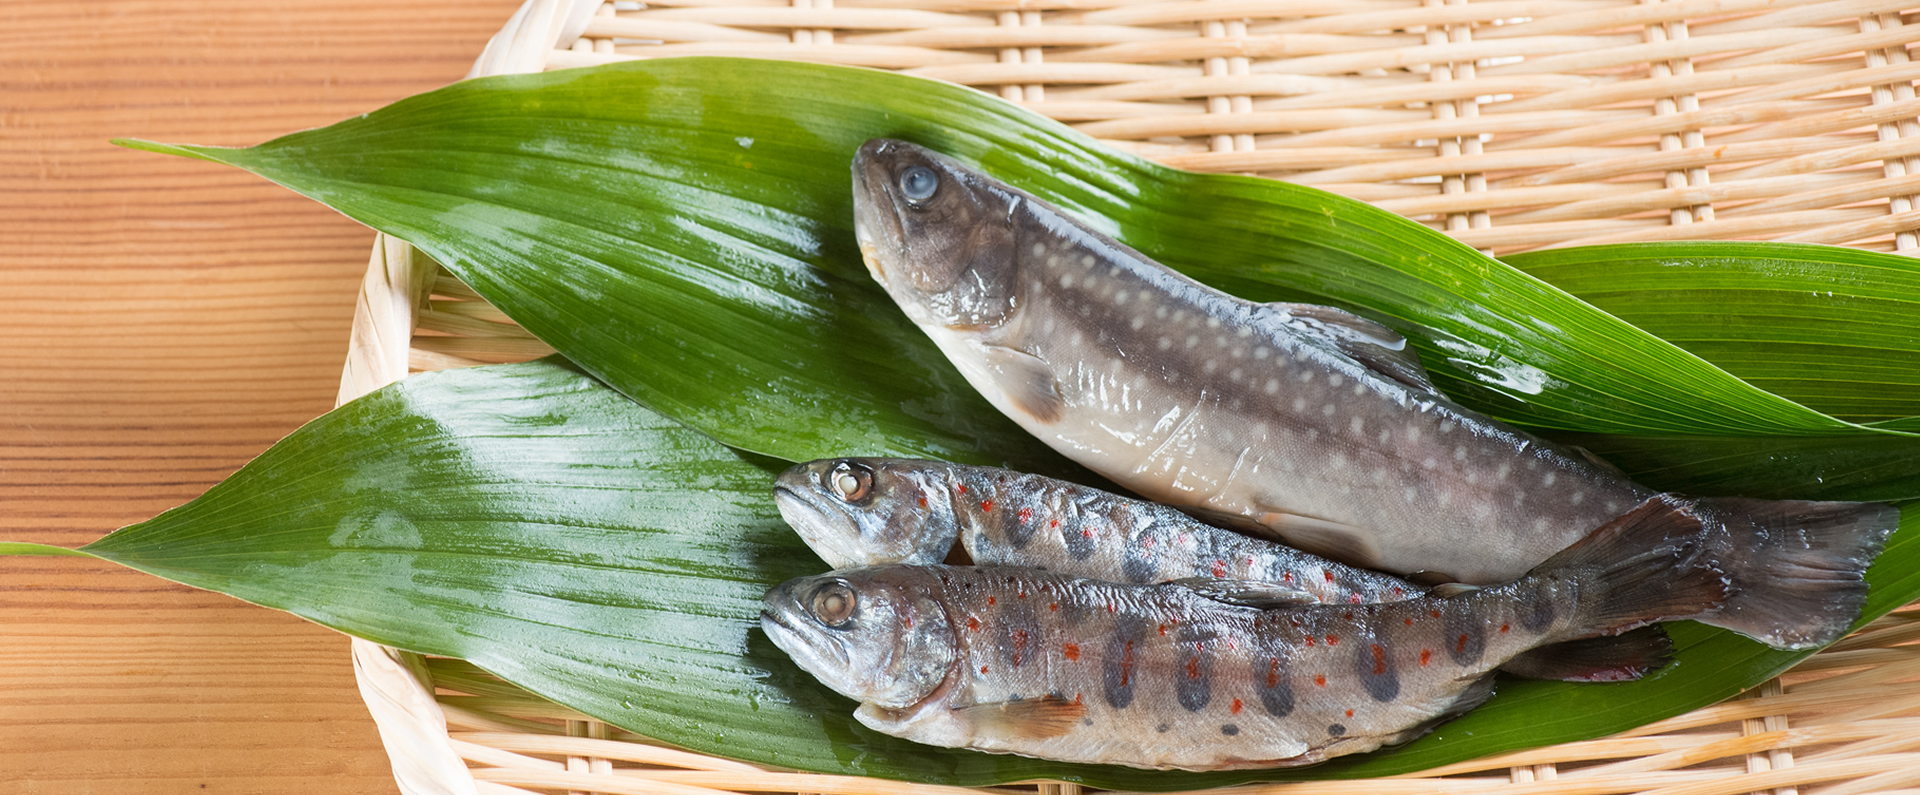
[762,495,1730,770]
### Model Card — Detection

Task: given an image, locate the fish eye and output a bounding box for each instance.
[899,165,938,204]
[811,582,857,627]
[826,461,873,504]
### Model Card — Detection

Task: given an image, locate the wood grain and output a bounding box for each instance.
[0,1,524,791]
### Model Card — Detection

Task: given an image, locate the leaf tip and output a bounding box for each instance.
[112,138,238,165]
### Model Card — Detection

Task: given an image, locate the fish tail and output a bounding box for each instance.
[1686,496,1897,650]
[1535,495,1729,637]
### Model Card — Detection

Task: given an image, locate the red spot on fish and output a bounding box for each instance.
[1018,589,1028,599]
[1063,643,1081,661]
[1404,618,1413,626]
[1083,528,1095,538]
[1326,634,1339,646]
[1345,709,1354,718]
[1392,587,1405,597]
[1456,634,1470,654]
[981,500,994,512]
[981,665,989,673]
[1121,642,1135,687]
[1186,657,1201,680]
[1430,609,1442,619]
[1228,639,1237,650]
[1349,593,1363,604]
[1158,624,1168,636]
[967,617,980,631]
[1500,623,1510,634]
[1282,571,1293,583]
[1314,675,1326,687]
[918,496,927,508]
[1017,507,1032,523]
[1107,603,1117,613]
[1049,603,1059,611]
[1177,533,1190,545]
[1231,699,1243,715]
[1211,560,1227,577]
[956,484,967,494]
[1305,636,1315,647]
[905,616,913,629]
[1324,570,1335,582]
[1267,659,1281,687]
[988,596,996,606]
[1421,649,1432,667]
[1074,693,1083,706]
[1371,644,1387,675]
[1143,536,1156,549]
[1245,556,1255,566]
[1011,629,1028,665]
[1050,519,1061,529]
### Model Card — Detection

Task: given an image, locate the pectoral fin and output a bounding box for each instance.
[1171,577,1320,609]
[1254,509,1386,571]
[981,344,1066,423]
[1265,302,1437,393]
[952,694,1086,739]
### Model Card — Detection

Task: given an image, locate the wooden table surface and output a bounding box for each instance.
[2,1,524,791]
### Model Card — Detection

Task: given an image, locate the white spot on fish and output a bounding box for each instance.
[1437,490,1452,506]
[1571,491,1585,505]
[1158,337,1172,351]
[1323,404,1336,416]
[1155,306,1169,319]
[1465,471,1479,484]
[1532,518,1550,532]
[1216,336,1228,348]
[1045,318,1057,333]
[1233,347,1246,359]
[1350,417,1364,435]
[1173,310,1188,323]
[1543,472,1557,487]
[1353,384,1366,396]
[1439,421,1456,434]
[1423,458,1437,469]
[1237,327,1252,337]
[1081,254,1097,267]
[1330,454,1347,470]
[1474,502,1493,519]
[1403,486,1418,502]
[1330,374,1345,387]
[1220,428,1235,443]
[1454,447,1466,460]
[1495,463,1510,480]
[1061,274,1076,288]
[1407,428,1421,443]
[1299,372,1314,384]
[1292,397,1306,412]
[1186,335,1199,348]
[1115,290,1130,305]
[1131,317,1145,330]
[1230,368,1243,381]
[1254,347,1271,360]
[1203,360,1219,374]
[1264,379,1279,394]
[1378,430,1390,444]
[1207,317,1221,329]
[1032,243,1047,257]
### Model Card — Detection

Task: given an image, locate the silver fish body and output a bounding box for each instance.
[776,457,1418,605]
[850,138,1895,649]
[762,498,1727,770]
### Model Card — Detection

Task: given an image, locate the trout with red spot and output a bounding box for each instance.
[852,138,1895,650]
[763,497,1731,770]
[775,456,1415,605]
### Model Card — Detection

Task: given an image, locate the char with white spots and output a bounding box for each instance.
[762,497,1730,770]
[775,457,1416,605]
[851,138,1896,650]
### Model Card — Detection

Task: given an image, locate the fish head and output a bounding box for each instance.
[852,139,1021,330]
[761,567,958,710]
[775,458,962,569]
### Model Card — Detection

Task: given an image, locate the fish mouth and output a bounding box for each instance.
[760,605,854,683]
[773,485,869,569]
[850,140,909,285]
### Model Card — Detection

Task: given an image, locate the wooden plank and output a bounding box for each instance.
[0,0,526,791]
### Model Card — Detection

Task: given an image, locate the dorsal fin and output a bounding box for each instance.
[1170,577,1319,609]
[1264,302,1437,393]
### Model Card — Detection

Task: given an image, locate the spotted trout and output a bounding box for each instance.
[762,497,1726,770]
[851,138,1896,649]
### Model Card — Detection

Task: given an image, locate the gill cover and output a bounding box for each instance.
[852,139,1022,329]
[774,459,962,568]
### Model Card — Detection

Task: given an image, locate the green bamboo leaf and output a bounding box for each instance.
[115,57,1900,447]
[1508,242,1920,423]
[46,358,1920,787]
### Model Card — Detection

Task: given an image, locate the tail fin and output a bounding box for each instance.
[1689,496,1897,650]
[1534,495,1728,636]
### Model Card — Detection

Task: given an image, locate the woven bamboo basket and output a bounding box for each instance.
[336,0,1920,792]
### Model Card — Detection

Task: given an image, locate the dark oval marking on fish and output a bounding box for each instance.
[1000,498,1037,549]
[1103,615,1145,708]
[998,599,1039,669]
[1328,723,1347,737]
[1063,513,1097,560]
[1522,592,1558,632]
[1358,637,1399,702]
[1221,724,1240,736]
[1256,651,1295,718]
[1121,527,1159,583]
[1174,623,1214,711]
[1444,607,1486,665]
